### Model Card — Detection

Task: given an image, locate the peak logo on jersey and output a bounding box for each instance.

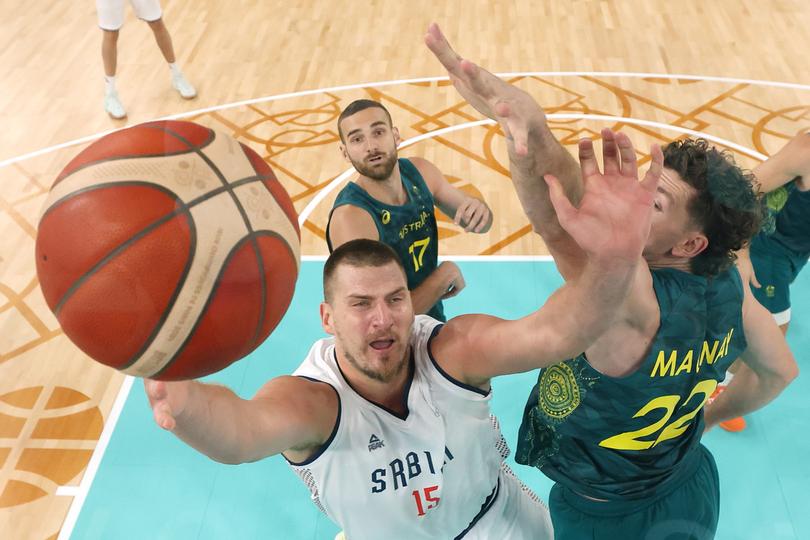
[381,210,391,225]
[368,434,385,451]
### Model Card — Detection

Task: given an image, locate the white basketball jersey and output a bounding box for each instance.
[287,315,552,540]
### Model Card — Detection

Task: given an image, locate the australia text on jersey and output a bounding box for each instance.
[650,328,735,378]
[398,211,431,240]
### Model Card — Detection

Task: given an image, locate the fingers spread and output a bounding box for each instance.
[578,138,600,179]
[424,23,463,75]
[545,174,576,225]
[641,143,664,192]
[615,132,638,178]
[601,128,621,175]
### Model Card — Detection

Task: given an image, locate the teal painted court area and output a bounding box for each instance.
[71,261,810,540]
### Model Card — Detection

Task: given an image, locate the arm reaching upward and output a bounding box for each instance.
[426,23,600,278]
[432,132,662,385]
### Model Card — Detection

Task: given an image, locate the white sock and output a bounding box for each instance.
[721,371,734,386]
[104,75,117,94]
[168,63,182,77]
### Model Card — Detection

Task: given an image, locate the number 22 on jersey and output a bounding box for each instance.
[599,379,718,451]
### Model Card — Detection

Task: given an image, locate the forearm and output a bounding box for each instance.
[410,268,453,314]
[704,362,794,425]
[172,383,258,464]
[526,255,637,365]
[508,121,582,240]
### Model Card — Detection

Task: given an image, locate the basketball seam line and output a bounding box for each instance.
[148,230,296,379]
[154,125,270,376]
[51,126,216,187]
[47,173,276,315]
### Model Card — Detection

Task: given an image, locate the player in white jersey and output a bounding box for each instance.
[145,132,663,538]
[289,315,548,539]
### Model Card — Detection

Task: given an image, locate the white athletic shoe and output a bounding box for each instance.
[104,91,127,119]
[172,73,197,99]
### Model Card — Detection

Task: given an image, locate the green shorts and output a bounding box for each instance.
[749,235,808,319]
[548,445,720,540]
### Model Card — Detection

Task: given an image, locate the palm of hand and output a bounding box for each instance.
[569,172,655,261]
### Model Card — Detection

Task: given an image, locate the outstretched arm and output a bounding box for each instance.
[432,134,662,385]
[145,376,338,464]
[736,132,810,288]
[425,23,584,277]
[753,132,810,193]
[703,283,798,428]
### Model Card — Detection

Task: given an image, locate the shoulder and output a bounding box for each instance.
[328,204,380,246]
[405,157,445,192]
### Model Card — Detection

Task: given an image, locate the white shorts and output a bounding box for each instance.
[772,308,791,326]
[97,0,162,30]
[466,464,554,540]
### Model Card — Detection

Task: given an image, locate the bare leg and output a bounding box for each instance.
[101,30,120,77]
[147,19,176,63]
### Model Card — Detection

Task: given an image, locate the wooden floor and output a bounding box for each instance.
[1,1,809,538]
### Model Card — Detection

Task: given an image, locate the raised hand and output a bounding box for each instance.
[424,22,545,156]
[545,129,662,264]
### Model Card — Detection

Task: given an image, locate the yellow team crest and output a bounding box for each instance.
[538,363,581,419]
[765,285,776,298]
[766,187,789,213]
[381,210,391,225]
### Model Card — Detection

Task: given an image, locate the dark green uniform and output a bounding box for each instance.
[750,181,810,317]
[326,158,444,321]
[516,267,747,539]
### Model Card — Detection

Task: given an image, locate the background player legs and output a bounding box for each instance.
[101,29,126,119]
[145,18,196,100]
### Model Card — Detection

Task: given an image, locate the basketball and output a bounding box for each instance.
[34,120,300,380]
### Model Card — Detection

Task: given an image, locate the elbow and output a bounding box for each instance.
[209,451,249,465]
[784,359,799,386]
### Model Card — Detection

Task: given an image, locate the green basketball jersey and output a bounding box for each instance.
[326,158,444,321]
[753,180,810,256]
[515,267,747,500]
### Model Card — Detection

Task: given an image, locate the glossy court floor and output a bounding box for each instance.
[1,1,810,539]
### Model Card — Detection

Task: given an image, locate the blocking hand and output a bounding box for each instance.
[545,129,662,264]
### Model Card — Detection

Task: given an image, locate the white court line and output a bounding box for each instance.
[55,486,80,497]
[2,70,807,169]
[298,113,766,226]
[47,76,769,539]
[296,119,492,224]
[57,375,134,540]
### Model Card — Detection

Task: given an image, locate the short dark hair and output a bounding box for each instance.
[323,239,406,301]
[337,99,393,141]
[663,138,765,276]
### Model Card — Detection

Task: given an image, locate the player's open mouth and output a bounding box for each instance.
[370,339,394,350]
[367,155,385,164]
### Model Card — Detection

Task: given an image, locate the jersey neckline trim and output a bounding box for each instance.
[283,376,342,466]
[427,324,491,397]
[334,347,415,421]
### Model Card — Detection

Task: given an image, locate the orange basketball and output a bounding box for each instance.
[35,120,300,380]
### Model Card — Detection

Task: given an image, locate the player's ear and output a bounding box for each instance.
[392,126,401,146]
[321,302,335,335]
[339,144,350,162]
